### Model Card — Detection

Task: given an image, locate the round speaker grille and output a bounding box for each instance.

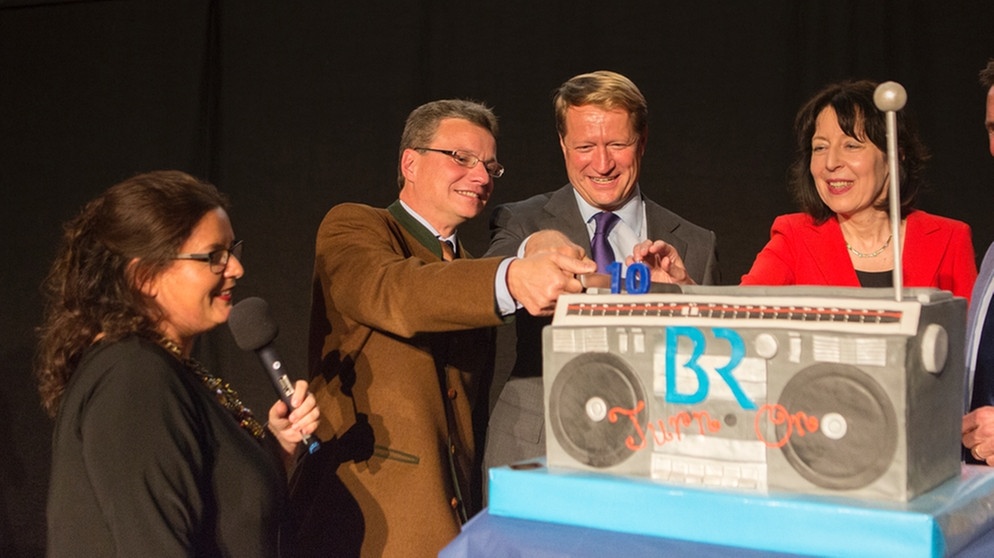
[776,363,898,490]
[548,353,647,468]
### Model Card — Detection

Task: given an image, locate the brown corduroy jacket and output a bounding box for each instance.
[290,200,504,558]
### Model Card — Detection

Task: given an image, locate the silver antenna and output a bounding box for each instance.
[873,81,907,301]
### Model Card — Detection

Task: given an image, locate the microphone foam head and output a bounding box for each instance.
[228,297,279,351]
[874,81,907,112]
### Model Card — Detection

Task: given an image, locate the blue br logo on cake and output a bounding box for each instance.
[542,285,966,501]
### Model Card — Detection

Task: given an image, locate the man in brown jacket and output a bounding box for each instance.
[289,99,595,557]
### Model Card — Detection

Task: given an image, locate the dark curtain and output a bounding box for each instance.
[2,1,992,555]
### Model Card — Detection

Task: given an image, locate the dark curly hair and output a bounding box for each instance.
[788,80,929,224]
[35,170,228,417]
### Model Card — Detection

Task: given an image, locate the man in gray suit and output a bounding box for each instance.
[482,70,721,477]
[962,58,994,466]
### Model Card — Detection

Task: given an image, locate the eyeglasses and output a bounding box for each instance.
[174,240,244,274]
[414,147,505,178]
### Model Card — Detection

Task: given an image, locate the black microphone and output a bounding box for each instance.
[228,297,320,454]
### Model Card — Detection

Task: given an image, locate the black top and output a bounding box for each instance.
[855,269,894,288]
[46,336,287,557]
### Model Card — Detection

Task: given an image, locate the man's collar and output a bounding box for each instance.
[387,200,455,260]
[572,186,643,225]
[396,199,457,243]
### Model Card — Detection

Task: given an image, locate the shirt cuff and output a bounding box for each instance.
[495,257,521,316]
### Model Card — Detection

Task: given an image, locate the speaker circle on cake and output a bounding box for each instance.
[776,363,898,490]
[548,352,647,468]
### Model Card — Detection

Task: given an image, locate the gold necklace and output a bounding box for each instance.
[846,234,892,258]
[158,337,266,441]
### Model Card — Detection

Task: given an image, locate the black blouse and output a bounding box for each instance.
[47,336,287,557]
[855,269,894,288]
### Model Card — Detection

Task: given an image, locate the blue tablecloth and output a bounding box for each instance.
[442,509,994,558]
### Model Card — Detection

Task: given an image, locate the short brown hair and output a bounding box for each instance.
[980,59,994,91]
[396,99,498,188]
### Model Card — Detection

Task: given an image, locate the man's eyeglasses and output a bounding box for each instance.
[174,240,244,274]
[414,147,505,178]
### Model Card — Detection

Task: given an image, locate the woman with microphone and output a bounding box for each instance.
[36,170,320,557]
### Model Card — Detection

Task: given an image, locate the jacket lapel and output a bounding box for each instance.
[387,200,448,260]
[643,198,688,258]
[541,184,595,251]
[901,212,948,287]
[541,184,691,258]
[804,217,860,285]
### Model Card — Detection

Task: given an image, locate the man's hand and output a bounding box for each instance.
[626,240,696,285]
[524,230,588,259]
[507,252,596,316]
[963,406,994,465]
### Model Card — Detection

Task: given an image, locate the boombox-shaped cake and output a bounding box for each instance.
[543,285,966,502]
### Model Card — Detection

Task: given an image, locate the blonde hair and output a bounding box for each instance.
[553,70,648,141]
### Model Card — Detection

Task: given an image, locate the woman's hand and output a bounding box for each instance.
[267,380,321,467]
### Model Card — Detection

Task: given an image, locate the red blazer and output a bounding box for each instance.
[741,211,977,302]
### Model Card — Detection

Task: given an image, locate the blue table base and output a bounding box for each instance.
[457,462,994,557]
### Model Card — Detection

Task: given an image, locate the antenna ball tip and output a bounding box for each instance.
[874,81,907,112]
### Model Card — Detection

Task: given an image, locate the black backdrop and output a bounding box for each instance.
[2,2,992,556]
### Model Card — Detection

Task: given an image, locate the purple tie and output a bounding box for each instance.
[591,211,620,273]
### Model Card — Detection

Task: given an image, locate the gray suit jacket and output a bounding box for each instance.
[486,184,720,284]
[967,242,994,409]
[482,184,720,468]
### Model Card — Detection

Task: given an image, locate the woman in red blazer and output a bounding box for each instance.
[741,80,977,301]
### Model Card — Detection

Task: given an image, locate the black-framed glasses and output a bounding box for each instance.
[414,147,505,178]
[174,240,244,274]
